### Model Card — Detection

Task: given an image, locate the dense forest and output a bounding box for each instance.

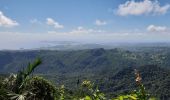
[0,47,170,99]
[0,58,163,100]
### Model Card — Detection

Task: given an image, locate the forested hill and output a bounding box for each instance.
[0,48,170,98]
[0,48,170,74]
[101,65,170,98]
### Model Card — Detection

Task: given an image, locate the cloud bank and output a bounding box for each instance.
[147,25,169,33]
[70,26,104,34]
[116,0,170,16]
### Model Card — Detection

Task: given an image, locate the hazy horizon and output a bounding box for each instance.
[0,0,170,49]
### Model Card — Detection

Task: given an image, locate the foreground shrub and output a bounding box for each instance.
[23,76,57,100]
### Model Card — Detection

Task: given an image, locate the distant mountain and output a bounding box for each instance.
[38,43,112,50]
[37,41,112,50]
[36,41,170,51]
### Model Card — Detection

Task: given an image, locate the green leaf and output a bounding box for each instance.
[85,96,92,100]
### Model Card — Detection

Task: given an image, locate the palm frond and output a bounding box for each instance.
[25,58,42,77]
[15,58,42,92]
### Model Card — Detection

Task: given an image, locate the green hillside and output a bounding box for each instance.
[1,48,170,74]
[0,48,170,99]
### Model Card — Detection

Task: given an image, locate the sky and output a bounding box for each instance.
[0,0,170,49]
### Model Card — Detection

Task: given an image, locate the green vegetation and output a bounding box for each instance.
[0,48,170,99]
[1,48,170,74]
[0,58,164,100]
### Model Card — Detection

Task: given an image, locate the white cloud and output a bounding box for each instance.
[70,26,104,34]
[116,0,170,16]
[46,18,63,29]
[147,25,168,32]
[30,19,41,24]
[95,19,107,26]
[0,11,19,27]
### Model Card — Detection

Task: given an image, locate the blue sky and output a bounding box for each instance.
[0,0,170,49]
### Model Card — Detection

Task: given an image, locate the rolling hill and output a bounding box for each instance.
[0,48,170,98]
